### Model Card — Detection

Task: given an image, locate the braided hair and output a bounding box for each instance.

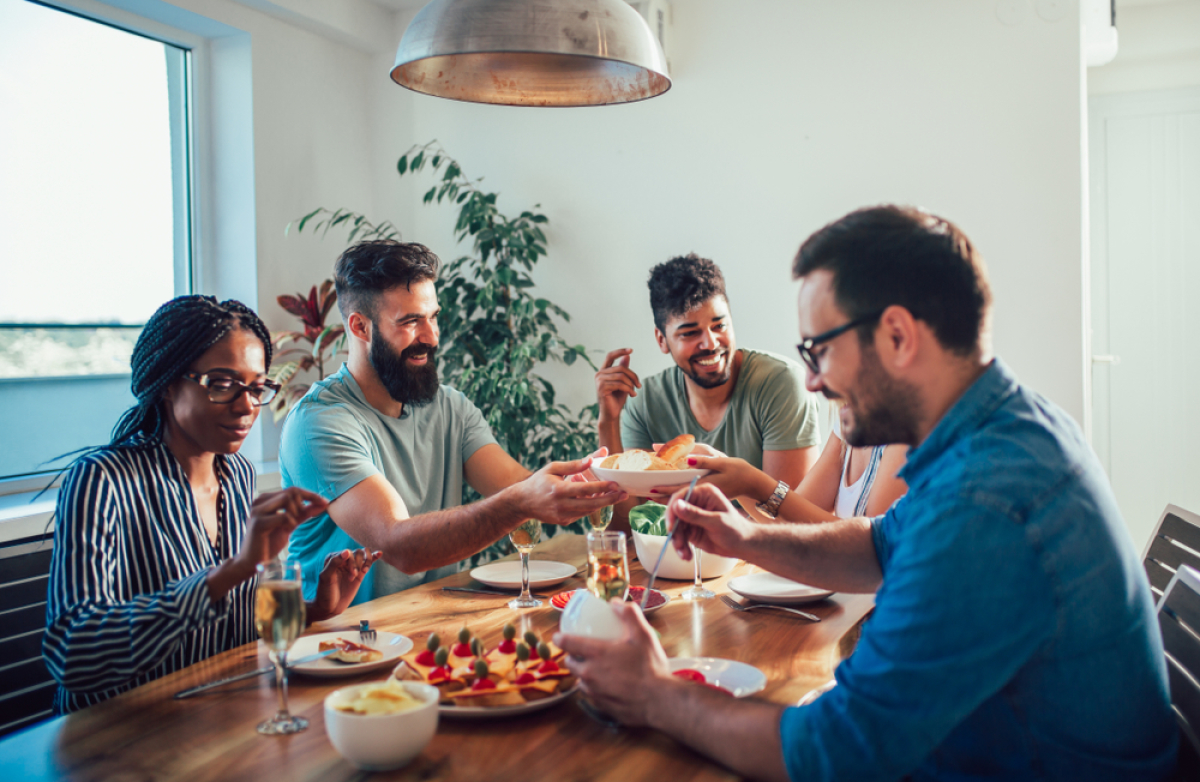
[110,296,273,447]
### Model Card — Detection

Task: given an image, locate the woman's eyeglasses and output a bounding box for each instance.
[795,311,884,374]
[183,373,281,406]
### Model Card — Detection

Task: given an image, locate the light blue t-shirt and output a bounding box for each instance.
[279,365,497,604]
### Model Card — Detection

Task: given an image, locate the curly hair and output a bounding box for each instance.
[647,253,729,333]
[334,239,440,322]
[110,296,272,446]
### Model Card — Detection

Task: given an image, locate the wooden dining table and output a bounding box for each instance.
[0,533,873,782]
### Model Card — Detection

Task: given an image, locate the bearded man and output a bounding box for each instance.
[280,240,622,604]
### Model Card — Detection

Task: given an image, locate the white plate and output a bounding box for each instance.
[590,462,710,498]
[727,572,834,605]
[470,560,577,590]
[668,657,766,698]
[438,682,580,719]
[289,631,413,678]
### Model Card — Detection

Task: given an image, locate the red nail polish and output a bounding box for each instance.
[687,457,696,466]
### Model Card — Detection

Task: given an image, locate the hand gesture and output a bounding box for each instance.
[235,487,328,571]
[565,447,609,484]
[555,601,671,726]
[309,548,382,623]
[595,349,640,423]
[666,483,756,561]
[516,458,626,525]
[683,454,768,502]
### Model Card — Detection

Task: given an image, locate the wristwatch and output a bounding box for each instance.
[755,479,790,520]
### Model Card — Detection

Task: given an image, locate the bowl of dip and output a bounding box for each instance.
[324,679,439,771]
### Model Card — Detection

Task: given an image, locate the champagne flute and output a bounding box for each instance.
[254,559,307,735]
[681,543,715,601]
[509,519,543,609]
[586,531,630,601]
[588,504,614,533]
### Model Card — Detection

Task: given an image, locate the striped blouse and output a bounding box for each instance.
[43,437,258,714]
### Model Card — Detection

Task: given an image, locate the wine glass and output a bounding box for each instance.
[586,531,629,601]
[681,543,715,601]
[254,559,307,734]
[588,504,614,533]
[509,519,543,609]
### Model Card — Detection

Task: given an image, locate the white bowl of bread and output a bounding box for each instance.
[590,435,710,497]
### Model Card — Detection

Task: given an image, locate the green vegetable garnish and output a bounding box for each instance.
[434,647,449,667]
[523,630,538,647]
[471,637,484,658]
[502,623,516,641]
[537,642,551,661]
[458,626,471,645]
[629,502,669,536]
[515,642,530,662]
[426,633,440,651]
[474,659,489,679]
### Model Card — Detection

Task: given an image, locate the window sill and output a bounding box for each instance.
[0,462,281,546]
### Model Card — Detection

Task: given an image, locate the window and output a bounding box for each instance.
[0,0,192,480]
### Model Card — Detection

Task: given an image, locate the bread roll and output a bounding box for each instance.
[656,434,696,468]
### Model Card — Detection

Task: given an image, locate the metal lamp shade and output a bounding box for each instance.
[391,0,671,107]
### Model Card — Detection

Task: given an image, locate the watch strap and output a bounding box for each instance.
[755,479,789,519]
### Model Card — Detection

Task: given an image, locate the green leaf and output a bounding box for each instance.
[397,155,408,174]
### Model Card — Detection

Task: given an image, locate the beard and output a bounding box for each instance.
[369,334,440,407]
[682,348,733,389]
[833,344,921,447]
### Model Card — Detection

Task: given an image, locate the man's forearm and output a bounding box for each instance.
[647,679,790,782]
[740,517,882,593]
[598,416,623,455]
[380,488,525,574]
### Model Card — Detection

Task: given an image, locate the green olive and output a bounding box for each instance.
[426,633,440,651]
[523,630,538,647]
[502,623,516,641]
[474,659,489,679]
[515,642,530,661]
[434,647,449,667]
[458,626,471,645]
[537,642,551,661]
[471,637,484,658]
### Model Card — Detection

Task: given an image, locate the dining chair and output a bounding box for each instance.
[1142,504,1200,606]
[1158,564,1200,779]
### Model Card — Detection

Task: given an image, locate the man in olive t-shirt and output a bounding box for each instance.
[596,254,821,529]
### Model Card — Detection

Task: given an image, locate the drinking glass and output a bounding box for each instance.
[681,544,715,601]
[509,518,543,609]
[586,531,629,602]
[588,504,614,533]
[255,559,307,734]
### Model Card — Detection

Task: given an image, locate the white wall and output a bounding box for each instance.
[1090,0,1200,94]
[374,0,1088,426]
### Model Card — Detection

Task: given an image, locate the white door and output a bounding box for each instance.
[1089,87,1200,552]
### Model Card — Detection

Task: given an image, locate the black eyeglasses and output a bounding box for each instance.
[796,310,885,374]
[183,373,281,406]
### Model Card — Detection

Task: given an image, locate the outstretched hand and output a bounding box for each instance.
[666,483,757,561]
[236,487,328,572]
[517,458,626,525]
[308,548,382,623]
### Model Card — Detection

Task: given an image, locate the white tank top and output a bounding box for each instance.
[832,415,885,518]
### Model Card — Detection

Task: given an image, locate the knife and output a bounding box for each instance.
[173,648,338,700]
[442,586,553,600]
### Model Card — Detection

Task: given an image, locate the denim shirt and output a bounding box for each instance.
[779,359,1177,781]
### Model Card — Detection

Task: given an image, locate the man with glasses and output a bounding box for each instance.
[595,253,822,526]
[558,206,1177,781]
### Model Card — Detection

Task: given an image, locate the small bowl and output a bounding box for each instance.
[589,461,709,498]
[631,530,739,581]
[559,590,623,640]
[324,680,439,771]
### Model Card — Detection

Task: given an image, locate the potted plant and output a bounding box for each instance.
[267,281,346,422]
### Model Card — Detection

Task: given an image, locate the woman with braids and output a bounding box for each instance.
[44,295,381,714]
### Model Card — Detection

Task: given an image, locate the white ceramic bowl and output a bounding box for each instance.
[589,462,710,498]
[631,530,739,581]
[324,680,439,771]
[558,590,623,640]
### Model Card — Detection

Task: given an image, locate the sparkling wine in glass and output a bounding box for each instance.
[255,559,307,735]
[509,519,543,609]
[586,531,630,602]
[587,504,614,533]
[681,543,715,601]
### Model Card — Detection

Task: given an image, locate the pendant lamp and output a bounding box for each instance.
[391,0,671,107]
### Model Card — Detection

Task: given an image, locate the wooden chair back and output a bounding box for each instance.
[1160,564,1200,777]
[1143,505,1200,605]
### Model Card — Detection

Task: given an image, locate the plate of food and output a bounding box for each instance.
[727,572,834,605]
[549,587,670,614]
[395,624,578,719]
[289,631,413,678]
[469,560,577,590]
[668,657,767,698]
[589,435,710,497]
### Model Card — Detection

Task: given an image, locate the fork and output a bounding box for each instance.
[720,594,820,622]
[359,619,377,643]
